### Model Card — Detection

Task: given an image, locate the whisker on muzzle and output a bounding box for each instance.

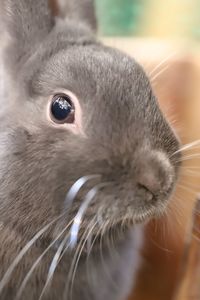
[39,175,103,299]
[69,182,110,249]
[170,139,200,158]
[38,233,72,300]
[63,218,97,300]
[0,175,101,298]
[0,214,65,296]
[15,220,74,300]
[64,175,101,211]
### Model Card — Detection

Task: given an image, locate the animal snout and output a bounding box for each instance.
[136,150,174,200]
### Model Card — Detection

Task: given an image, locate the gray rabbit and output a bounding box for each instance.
[0,0,181,299]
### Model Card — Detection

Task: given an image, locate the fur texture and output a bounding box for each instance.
[0,1,180,299]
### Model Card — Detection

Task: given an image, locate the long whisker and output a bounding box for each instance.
[176,183,199,195]
[174,154,200,164]
[175,154,200,164]
[99,222,118,289]
[40,181,107,299]
[177,179,200,190]
[15,220,73,300]
[180,169,200,177]
[38,232,72,300]
[64,175,101,210]
[0,214,64,295]
[0,175,101,295]
[38,176,101,299]
[86,224,105,291]
[181,153,200,160]
[64,218,96,300]
[181,166,200,170]
[64,183,110,299]
[148,52,176,77]
[86,206,106,258]
[150,65,169,83]
[69,219,97,300]
[107,224,120,261]
[181,166,200,171]
[171,140,200,157]
[69,182,110,249]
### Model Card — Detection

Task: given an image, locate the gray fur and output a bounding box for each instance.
[58,0,97,30]
[0,0,180,299]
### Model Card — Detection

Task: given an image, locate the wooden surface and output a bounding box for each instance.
[174,198,200,300]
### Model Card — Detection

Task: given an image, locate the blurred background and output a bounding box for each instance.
[94,1,200,300]
[96,0,200,39]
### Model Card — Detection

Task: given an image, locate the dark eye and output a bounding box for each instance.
[50,94,75,124]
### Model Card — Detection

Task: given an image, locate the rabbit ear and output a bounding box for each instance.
[1,0,54,67]
[57,0,97,32]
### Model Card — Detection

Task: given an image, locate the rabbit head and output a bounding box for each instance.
[0,0,181,247]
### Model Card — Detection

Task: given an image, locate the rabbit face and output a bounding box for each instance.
[0,43,180,242]
[0,1,181,299]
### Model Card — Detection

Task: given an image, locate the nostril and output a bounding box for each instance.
[137,183,155,202]
[135,150,174,203]
[138,173,161,194]
[137,170,163,202]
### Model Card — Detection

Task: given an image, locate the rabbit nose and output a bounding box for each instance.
[136,151,174,199]
[137,172,161,199]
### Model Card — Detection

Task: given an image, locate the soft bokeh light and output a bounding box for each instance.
[96,0,200,40]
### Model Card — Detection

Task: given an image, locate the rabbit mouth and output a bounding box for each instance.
[55,174,173,254]
[54,202,164,259]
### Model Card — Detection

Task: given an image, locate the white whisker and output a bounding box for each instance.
[39,232,72,300]
[69,182,110,249]
[148,52,176,77]
[15,220,73,300]
[177,183,199,195]
[64,175,101,210]
[171,140,200,157]
[181,166,200,170]
[0,214,64,295]
[64,218,96,300]
[86,224,104,288]
[99,222,118,289]
[176,153,200,163]
[0,175,101,296]
[107,225,120,261]
[69,220,97,300]
[177,179,200,190]
[150,65,169,83]
[180,168,200,176]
